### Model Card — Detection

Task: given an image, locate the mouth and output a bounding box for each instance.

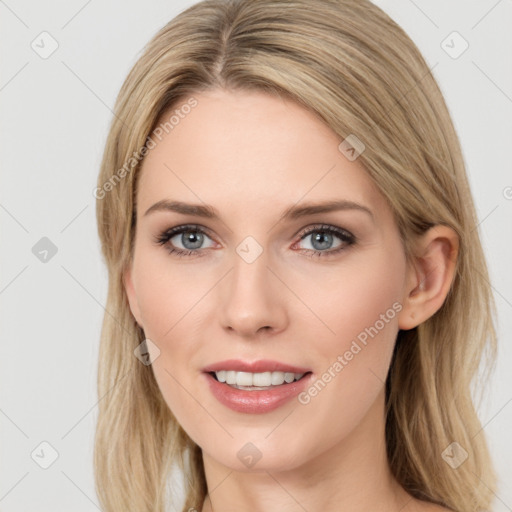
[204,369,314,413]
[202,359,314,413]
[208,370,312,391]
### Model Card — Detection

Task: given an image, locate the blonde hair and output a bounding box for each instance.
[94,1,498,510]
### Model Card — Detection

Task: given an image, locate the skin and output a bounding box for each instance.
[124,88,458,512]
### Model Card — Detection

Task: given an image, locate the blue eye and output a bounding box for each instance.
[294,224,356,258]
[154,223,356,258]
[154,224,214,257]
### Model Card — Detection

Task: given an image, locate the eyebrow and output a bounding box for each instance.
[144,199,374,222]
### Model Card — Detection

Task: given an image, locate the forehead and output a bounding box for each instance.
[137,88,385,219]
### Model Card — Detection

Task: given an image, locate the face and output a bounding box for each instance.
[124,88,413,473]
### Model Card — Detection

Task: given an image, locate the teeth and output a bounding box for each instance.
[214,370,305,387]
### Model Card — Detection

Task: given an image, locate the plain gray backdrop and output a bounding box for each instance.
[1,0,511,510]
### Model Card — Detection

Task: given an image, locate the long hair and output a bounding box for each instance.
[94,1,498,510]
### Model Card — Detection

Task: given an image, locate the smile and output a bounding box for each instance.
[204,370,313,413]
[211,370,306,389]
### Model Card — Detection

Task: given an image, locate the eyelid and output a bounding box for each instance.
[154,223,217,246]
[295,223,355,242]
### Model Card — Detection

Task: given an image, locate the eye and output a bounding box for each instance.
[154,223,356,259]
[293,224,356,258]
[154,224,215,257]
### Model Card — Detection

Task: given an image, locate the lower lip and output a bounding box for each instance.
[204,372,313,414]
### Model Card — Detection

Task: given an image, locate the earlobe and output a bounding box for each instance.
[123,265,143,328]
[397,225,459,331]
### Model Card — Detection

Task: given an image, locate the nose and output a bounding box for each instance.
[218,247,288,338]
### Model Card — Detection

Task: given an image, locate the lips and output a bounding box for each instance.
[202,359,311,374]
[204,371,313,413]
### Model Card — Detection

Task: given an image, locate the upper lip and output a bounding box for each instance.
[202,359,311,374]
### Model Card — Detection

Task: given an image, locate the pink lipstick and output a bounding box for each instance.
[202,359,313,414]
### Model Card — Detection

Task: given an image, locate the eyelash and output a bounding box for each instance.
[153,223,356,259]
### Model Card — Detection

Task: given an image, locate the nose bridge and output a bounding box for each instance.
[219,238,286,335]
[231,243,269,297]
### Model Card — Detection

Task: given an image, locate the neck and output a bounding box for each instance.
[200,388,413,512]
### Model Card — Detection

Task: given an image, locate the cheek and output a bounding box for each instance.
[298,243,405,398]
[330,262,403,350]
[133,250,210,339]
[296,245,405,426]
[131,251,209,426]
[323,240,405,343]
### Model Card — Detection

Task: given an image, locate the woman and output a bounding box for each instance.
[94,1,497,511]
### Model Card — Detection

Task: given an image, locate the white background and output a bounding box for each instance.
[1,0,511,510]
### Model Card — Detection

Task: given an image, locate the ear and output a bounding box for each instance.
[397,225,459,330]
[123,264,144,328]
